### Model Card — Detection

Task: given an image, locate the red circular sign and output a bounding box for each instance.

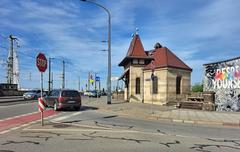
[36,53,48,72]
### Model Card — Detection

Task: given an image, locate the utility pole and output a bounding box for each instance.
[7,35,17,84]
[99,78,101,92]
[62,60,65,89]
[88,72,90,91]
[48,57,54,92]
[78,76,80,91]
[51,72,53,89]
[94,73,97,91]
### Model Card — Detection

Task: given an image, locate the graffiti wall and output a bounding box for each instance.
[203,57,240,111]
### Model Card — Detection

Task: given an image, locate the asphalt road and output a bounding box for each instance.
[0,96,25,105]
[0,98,240,151]
[0,99,38,119]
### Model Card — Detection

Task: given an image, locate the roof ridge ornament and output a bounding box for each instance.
[131,27,139,37]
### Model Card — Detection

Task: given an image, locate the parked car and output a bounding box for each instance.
[89,90,101,98]
[23,90,44,100]
[83,91,91,96]
[44,89,81,111]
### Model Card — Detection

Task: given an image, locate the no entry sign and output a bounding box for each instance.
[36,53,48,73]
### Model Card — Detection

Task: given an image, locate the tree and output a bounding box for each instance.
[191,83,203,92]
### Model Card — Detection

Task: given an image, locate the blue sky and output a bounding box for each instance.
[0,0,239,90]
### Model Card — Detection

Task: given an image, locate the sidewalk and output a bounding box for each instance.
[83,98,240,128]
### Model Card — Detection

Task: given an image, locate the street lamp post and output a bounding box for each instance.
[81,0,111,104]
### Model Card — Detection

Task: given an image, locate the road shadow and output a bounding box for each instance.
[57,105,98,112]
[111,101,128,105]
[80,105,98,111]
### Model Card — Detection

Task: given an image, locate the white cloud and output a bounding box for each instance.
[1,0,240,88]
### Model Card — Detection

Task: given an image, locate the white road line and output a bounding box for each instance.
[22,128,140,133]
[51,112,82,122]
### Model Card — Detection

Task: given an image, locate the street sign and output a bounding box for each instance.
[36,53,47,126]
[38,98,46,112]
[150,60,155,72]
[151,73,155,81]
[36,53,48,73]
[38,97,46,126]
[95,76,100,82]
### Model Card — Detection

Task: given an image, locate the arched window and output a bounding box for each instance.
[152,76,158,94]
[135,77,140,94]
[176,76,182,94]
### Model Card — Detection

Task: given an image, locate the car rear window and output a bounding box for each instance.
[61,91,80,97]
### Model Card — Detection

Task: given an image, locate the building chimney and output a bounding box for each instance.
[154,42,162,49]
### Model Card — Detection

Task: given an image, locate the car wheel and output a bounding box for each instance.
[75,106,80,111]
[54,102,59,111]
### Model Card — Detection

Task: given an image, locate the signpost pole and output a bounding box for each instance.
[36,53,47,127]
[41,72,44,126]
[151,74,153,114]
[150,60,155,114]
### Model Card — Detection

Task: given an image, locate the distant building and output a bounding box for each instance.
[0,83,18,96]
[118,33,192,105]
[0,83,18,91]
[203,57,240,111]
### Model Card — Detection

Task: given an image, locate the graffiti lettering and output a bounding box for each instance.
[213,78,240,89]
[204,59,240,111]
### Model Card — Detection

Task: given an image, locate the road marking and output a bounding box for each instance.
[51,112,82,122]
[0,110,59,135]
[23,127,141,133]
[0,113,58,135]
[53,122,112,130]
[0,111,39,122]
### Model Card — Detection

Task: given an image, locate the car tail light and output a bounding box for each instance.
[58,97,65,102]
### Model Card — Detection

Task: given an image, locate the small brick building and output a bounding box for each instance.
[118,33,192,105]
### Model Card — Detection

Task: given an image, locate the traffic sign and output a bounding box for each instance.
[95,76,100,82]
[38,98,46,112]
[151,73,155,81]
[150,60,155,72]
[36,53,48,73]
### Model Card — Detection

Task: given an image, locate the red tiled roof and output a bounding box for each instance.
[126,34,148,57]
[119,34,152,66]
[145,47,192,71]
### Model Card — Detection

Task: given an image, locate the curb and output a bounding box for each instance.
[84,100,240,128]
[146,115,240,128]
[96,106,240,128]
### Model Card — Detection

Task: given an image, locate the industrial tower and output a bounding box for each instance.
[7,35,20,88]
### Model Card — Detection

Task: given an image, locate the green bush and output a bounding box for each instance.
[191,83,203,92]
